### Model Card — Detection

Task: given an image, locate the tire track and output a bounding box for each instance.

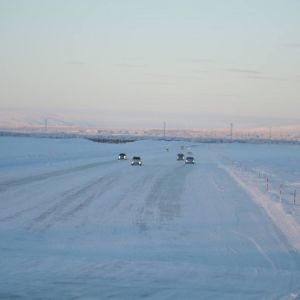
[26,174,116,232]
[45,167,160,230]
[0,160,114,192]
[0,205,40,222]
[137,165,189,228]
[89,167,160,227]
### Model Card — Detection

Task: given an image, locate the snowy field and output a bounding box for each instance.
[1,136,300,299]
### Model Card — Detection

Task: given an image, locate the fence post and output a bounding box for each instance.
[266,177,269,192]
[294,190,296,206]
[279,184,282,202]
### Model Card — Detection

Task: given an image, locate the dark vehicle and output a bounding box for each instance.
[177,153,185,161]
[131,156,142,166]
[185,156,195,164]
[118,153,127,160]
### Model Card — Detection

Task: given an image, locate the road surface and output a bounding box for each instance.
[0,138,300,299]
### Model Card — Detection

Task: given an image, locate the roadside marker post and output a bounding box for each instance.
[279,184,282,202]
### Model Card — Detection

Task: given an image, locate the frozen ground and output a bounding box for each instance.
[1,137,300,299]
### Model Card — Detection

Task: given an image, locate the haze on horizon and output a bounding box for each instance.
[0,0,300,129]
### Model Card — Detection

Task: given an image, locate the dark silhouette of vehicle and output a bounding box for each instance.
[118,153,127,160]
[177,153,185,161]
[185,156,195,164]
[131,156,142,166]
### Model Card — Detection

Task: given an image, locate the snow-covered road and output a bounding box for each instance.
[1,137,300,299]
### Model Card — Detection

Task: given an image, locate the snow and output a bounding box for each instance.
[219,143,300,251]
[223,165,300,252]
[1,137,300,299]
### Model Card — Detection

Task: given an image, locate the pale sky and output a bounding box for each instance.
[0,0,300,128]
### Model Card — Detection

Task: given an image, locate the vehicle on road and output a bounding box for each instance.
[177,153,185,161]
[131,156,142,166]
[118,153,127,160]
[185,156,195,164]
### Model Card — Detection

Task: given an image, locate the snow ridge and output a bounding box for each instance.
[222,163,300,252]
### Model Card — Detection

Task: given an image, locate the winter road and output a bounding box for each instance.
[0,137,300,299]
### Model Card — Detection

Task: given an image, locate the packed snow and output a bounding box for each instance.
[1,136,300,299]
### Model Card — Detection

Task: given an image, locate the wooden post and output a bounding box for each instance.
[279,184,282,202]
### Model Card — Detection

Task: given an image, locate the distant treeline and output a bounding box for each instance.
[1,130,300,145]
[0,131,79,139]
[87,137,138,144]
[0,131,138,143]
